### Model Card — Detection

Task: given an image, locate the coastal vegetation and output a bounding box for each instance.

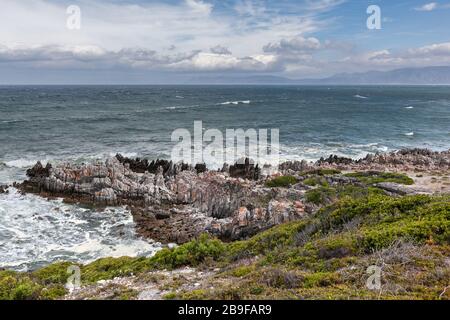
[265,175,298,188]
[2,185,449,300]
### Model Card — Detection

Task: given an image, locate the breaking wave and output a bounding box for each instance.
[219,100,251,105]
[0,188,161,271]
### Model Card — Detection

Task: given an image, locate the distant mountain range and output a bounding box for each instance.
[188,66,450,85]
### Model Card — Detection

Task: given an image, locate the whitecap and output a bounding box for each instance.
[405,106,414,109]
[353,94,368,99]
[404,132,414,136]
[4,158,50,168]
[219,100,251,105]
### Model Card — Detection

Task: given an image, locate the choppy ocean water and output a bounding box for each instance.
[1,85,449,270]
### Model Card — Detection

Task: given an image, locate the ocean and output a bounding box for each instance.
[1,85,450,270]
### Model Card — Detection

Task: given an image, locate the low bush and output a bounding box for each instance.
[265,176,298,188]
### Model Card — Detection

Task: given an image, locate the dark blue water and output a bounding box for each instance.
[1,85,450,176]
[1,85,450,270]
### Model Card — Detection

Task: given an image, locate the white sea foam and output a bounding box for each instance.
[353,94,368,99]
[405,132,415,136]
[4,158,50,168]
[279,142,391,163]
[220,100,251,105]
[165,104,200,110]
[2,152,140,170]
[405,106,414,109]
[0,188,161,271]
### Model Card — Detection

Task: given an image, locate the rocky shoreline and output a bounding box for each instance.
[14,148,450,244]
[1,148,449,300]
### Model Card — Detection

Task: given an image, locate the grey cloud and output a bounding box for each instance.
[0,44,275,72]
[263,36,322,54]
[210,45,232,55]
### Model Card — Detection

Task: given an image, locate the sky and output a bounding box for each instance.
[1,0,450,84]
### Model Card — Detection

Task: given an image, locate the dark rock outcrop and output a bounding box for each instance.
[26,161,52,178]
[115,154,192,176]
[228,158,261,180]
[317,155,353,166]
[0,185,8,194]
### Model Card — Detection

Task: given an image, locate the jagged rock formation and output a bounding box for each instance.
[18,157,306,243]
[26,161,52,178]
[115,154,191,176]
[317,155,353,166]
[280,149,450,173]
[16,148,449,243]
[228,158,261,180]
[352,149,450,171]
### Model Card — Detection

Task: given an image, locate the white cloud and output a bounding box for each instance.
[414,2,438,11]
[338,42,450,71]
[305,0,347,11]
[407,42,450,56]
[185,0,213,15]
[0,0,324,59]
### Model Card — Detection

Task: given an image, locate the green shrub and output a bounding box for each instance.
[230,266,254,277]
[306,187,336,205]
[40,285,67,300]
[301,169,341,176]
[82,256,149,283]
[303,176,329,187]
[33,262,75,285]
[0,273,42,300]
[303,272,341,288]
[149,234,225,269]
[344,171,414,185]
[163,292,177,300]
[180,289,208,300]
[227,220,308,260]
[266,176,298,188]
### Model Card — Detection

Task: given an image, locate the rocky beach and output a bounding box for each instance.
[1,148,448,300]
[15,148,450,244]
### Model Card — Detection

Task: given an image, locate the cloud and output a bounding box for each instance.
[234,0,266,16]
[0,44,277,72]
[0,0,449,80]
[305,0,347,11]
[185,0,213,15]
[263,36,322,54]
[210,45,232,55]
[406,42,450,57]
[414,2,438,11]
[338,42,450,71]
[0,0,326,60]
